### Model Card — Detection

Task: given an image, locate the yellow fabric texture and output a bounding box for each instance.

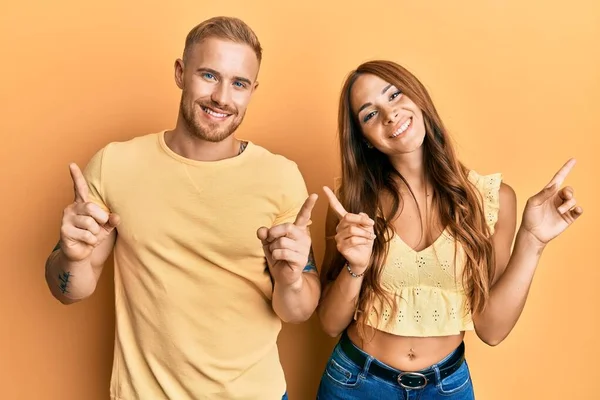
[83,131,308,400]
[364,170,502,337]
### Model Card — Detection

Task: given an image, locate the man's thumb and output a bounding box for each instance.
[105,213,121,231]
[256,226,269,242]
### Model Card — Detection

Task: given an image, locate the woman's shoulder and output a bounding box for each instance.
[467,169,516,233]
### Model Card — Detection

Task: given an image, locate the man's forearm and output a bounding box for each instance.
[272,273,320,323]
[45,250,98,304]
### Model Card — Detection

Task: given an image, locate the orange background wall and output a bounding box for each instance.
[1,1,598,399]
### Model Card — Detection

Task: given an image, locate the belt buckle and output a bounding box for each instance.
[397,371,428,390]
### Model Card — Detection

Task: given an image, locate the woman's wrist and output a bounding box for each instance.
[345,261,368,278]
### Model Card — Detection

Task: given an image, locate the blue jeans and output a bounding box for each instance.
[282,393,288,400]
[316,335,474,400]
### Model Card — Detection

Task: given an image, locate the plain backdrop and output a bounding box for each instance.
[1,1,598,399]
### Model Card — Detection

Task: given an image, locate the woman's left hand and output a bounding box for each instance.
[521,158,584,246]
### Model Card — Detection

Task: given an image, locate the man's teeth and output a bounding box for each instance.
[203,107,228,118]
[391,118,411,138]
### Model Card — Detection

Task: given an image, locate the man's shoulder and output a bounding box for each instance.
[248,141,300,172]
[88,132,161,170]
[101,132,159,155]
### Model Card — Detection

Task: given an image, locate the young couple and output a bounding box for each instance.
[44,16,583,400]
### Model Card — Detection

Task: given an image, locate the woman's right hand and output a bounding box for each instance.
[323,187,376,275]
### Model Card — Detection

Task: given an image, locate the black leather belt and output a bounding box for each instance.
[339,331,465,389]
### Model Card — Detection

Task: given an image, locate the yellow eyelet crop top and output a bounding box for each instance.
[358,170,502,337]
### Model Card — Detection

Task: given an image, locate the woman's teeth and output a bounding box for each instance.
[391,118,411,138]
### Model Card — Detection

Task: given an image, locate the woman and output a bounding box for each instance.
[316,60,583,399]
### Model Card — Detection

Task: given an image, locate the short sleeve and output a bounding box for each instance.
[272,162,309,226]
[82,146,110,213]
[467,170,502,234]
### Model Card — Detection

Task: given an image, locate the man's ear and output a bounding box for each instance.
[174,58,185,90]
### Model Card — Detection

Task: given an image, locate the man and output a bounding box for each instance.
[44,16,320,400]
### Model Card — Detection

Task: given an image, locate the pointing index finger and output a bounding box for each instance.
[546,158,576,189]
[293,193,319,228]
[323,186,347,219]
[69,163,89,203]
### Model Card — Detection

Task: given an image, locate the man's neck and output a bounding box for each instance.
[164,128,242,162]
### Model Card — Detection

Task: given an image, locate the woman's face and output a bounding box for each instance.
[350,73,426,156]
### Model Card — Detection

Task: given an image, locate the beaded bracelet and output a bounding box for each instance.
[345,262,365,278]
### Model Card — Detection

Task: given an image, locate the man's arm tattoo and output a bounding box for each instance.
[303,246,317,273]
[58,271,72,294]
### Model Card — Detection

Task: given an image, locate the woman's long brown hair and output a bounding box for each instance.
[321,60,495,339]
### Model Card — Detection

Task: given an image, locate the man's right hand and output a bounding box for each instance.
[59,163,120,263]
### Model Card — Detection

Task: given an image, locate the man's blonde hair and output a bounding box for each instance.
[183,16,262,63]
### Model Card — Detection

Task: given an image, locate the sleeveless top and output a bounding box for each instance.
[358,170,502,337]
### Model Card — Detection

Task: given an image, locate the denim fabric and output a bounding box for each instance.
[316,338,474,400]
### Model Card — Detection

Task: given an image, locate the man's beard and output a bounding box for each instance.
[180,96,245,143]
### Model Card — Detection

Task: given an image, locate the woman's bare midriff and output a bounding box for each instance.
[346,323,465,371]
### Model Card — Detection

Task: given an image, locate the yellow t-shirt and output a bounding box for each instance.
[83,131,309,400]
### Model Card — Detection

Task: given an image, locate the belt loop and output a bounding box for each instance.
[342,330,373,376]
[361,352,374,376]
[432,362,442,383]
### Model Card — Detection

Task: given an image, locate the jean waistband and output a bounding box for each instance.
[338,331,465,390]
